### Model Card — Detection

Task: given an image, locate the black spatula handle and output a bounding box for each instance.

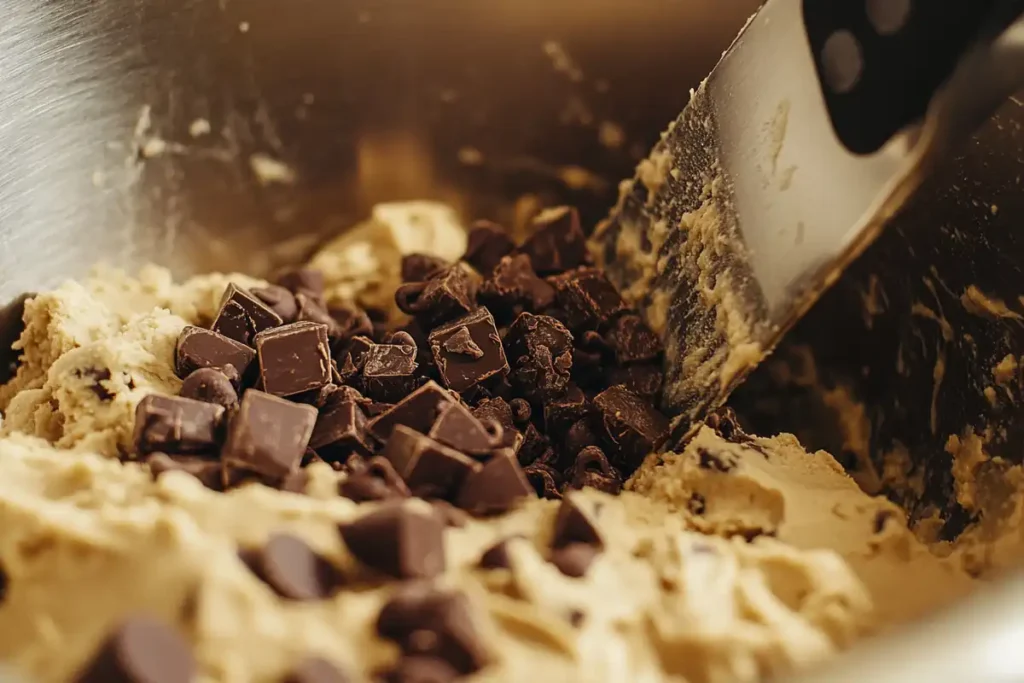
[804,0,1024,154]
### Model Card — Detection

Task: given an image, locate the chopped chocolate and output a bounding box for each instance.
[367,381,456,442]
[516,423,550,467]
[276,268,326,300]
[550,542,600,578]
[146,453,223,491]
[552,493,604,549]
[523,463,562,500]
[606,314,662,364]
[688,493,707,515]
[133,394,225,456]
[704,406,752,443]
[385,330,418,349]
[563,418,603,457]
[295,293,344,344]
[395,266,475,327]
[697,447,737,473]
[428,402,498,456]
[402,253,450,282]
[310,399,373,462]
[383,426,482,500]
[607,364,664,401]
[431,500,471,528]
[381,657,459,683]
[477,537,520,570]
[295,383,342,409]
[179,367,239,409]
[339,503,446,579]
[543,384,589,435]
[240,533,340,600]
[339,456,411,503]
[479,254,556,317]
[463,220,515,274]
[503,313,573,403]
[252,285,299,323]
[550,267,628,331]
[284,657,351,683]
[254,321,332,397]
[73,615,195,683]
[471,398,520,449]
[329,307,375,349]
[221,390,317,479]
[455,450,535,516]
[428,309,508,393]
[566,446,623,495]
[345,335,375,369]
[175,325,256,379]
[211,283,283,346]
[593,385,669,471]
[362,344,420,403]
[509,398,532,425]
[519,206,587,275]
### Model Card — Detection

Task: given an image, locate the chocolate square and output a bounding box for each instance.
[134,394,225,456]
[455,450,535,516]
[367,381,457,442]
[222,390,317,479]
[428,308,508,393]
[362,344,419,403]
[428,402,497,456]
[551,268,628,331]
[463,220,516,275]
[211,283,283,346]
[255,321,332,397]
[395,265,476,328]
[593,385,669,471]
[310,399,373,462]
[175,326,256,380]
[384,426,482,499]
[519,206,587,274]
[479,254,556,318]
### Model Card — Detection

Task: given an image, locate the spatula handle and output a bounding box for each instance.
[803,0,1024,154]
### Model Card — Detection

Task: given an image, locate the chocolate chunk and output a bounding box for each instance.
[564,418,602,457]
[429,309,508,394]
[345,335,375,369]
[431,500,471,528]
[455,450,535,516]
[146,453,223,491]
[133,394,225,456]
[367,381,456,442]
[543,384,589,435]
[593,385,669,470]
[523,463,562,499]
[428,402,498,456]
[276,268,326,300]
[295,383,342,409]
[566,446,623,495]
[295,293,343,344]
[339,456,411,502]
[330,307,375,348]
[697,447,737,472]
[402,254,450,282]
[73,615,195,683]
[377,585,491,674]
[551,268,628,331]
[606,314,662,364]
[550,543,600,578]
[508,398,532,425]
[179,368,239,409]
[471,398,520,449]
[552,493,604,548]
[503,313,573,402]
[396,266,475,327]
[384,426,482,499]
[516,423,550,467]
[688,493,707,515]
[704,406,752,443]
[240,533,340,600]
[222,390,317,479]
[362,344,419,403]
[519,206,586,274]
[381,657,459,683]
[479,254,556,317]
[310,399,373,462]
[175,325,256,379]
[284,657,351,683]
[211,283,283,346]
[607,364,663,401]
[463,220,515,274]
[252,285,299,323]
[477,537,521,570]
[339,503,446,579]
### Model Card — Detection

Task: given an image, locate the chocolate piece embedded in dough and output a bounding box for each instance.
[339,503,446,580]
[221,390,317,479]
[211,283,283,346]
[552,493,604,549]
[239,533,340,600]
[146,453,223,491]
[72,615,195,683]
[462,220,515,275]
[133,394,225,456]
[429,308,508,393]
[255,321,332,397]
[175,325,256,379]
[550,542,600,578]
[380,657,459,683]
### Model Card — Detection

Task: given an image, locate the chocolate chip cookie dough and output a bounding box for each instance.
[0,201,1002,683]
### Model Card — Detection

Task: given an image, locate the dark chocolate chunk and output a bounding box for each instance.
[385,330,418,349]
[455,450,535,516]
[73,615,195,683]
[339,456,411,502]
[221,390,318,479]
[543,385,589,435]
[477,537,521,570]
[295,293,344,344]
[276,268,326,300]
[463,220,515,274]
[339,503,446,579]
[503,313,573,402]
[431,500,471,528]
[593,385,669,470]
[518,206,586,275]
[402,254,450,282]
[607,364,664,401]
[396,266,475,327]
[563,418,603,457]
[179,368,239,409]
[688,493,707,515]
[252,285,299,323]
[284,657,351,683]
[471,398,520,450]
[345,335,375,369]
[606,314,662,364]
[310,399,373,462]
[550,543,600,578]
[428,402,498,456]
[362,344,420,403]
[240,533,340,600]
[479,254,556,317]
[175,325,256,379]
[566,446,623,495]
[381,657,459,683]
[383,426,482,500]
[367,381,457,442]
[508,398,532,426]
[211,283,283,346]
[329,307,375,349]
[133,394,225,456]
[429,309,508,394]
[523,463,562,500]
[146,453,223,491]
[703,406,752,443]
[551,268,628,331]
[516,423,550,467]
[552,493,604,549]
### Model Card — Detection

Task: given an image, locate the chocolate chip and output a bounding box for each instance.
[339,503,446,579]
[429,309,508,394]
[381,657,459,683]
[362,344,420,403]
[550,543,599,578]
[593,385,669,471]
[697,447,736,473]
[606,364,663,401]
[519,206,586,275]
[175,326,256,379]
[73,615,195,683]
[551,268,628,332]
[567,610,585,627]
[384,426,482,499]
[704,406,750,443]
[221,390,317,479]
[211,283,284,346]
[252,285,299,324]
[284,657,351,683]
[455,450,535,516]
[431,500,471,528]
[523,463,562,500]
[146,453,223,491]
[367,381,457,442]
[471,398,520,450]
[463,220,515,275]
[428,402,497,456]
[503,313,573,403]
[310,399,373,463]
[133,394,225,456]
[552,493,604,549]
[688,493,707,515]
[606,314,662,364]
[72,367,115,401]
[508,398,532,425]
[543,384,589,436]
[338,456,411,502]
[479,254,556,318]
[874,509,895,534]
[563,418,602,457]
[477,537,520,570]
[240,533,340,600]
[396,266,475,328]
[179,368,238,409]
[276,268,326,300]
[253,322,332,397]
[402,254,450,283]
[566,446,623,495]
